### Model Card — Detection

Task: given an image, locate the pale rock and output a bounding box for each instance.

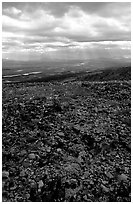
[38,180,44,189]
[28,153,36,159]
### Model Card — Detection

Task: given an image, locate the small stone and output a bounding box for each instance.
[2,171,9,179]
[94,107,98,112]
[57,132,65,137]
[20,170,26,177]
[57,148,62,153]
[20,150,27,156]
[111,151,116,156]
[110,187,114,191]
[30,181,37,189]
[28,153,36,159]
[25,193,30,199]
[101,184,109,193]
[22,161,30,168]
[10,186,17,190]
[78,155,84,164]
[10,147,16,155]
[38,189,41,193]
[102,180,108,185]
[38,180,44,189]
[70,178,77,187]
[83,195,88,201]
[105,172,113,179]
[20,103,25,107]
[89,180,94,185]
[115,154,119,158]
[46,147,51,153]
[118,174,128,182]
[124,167,129,173]
[73,124,81,132]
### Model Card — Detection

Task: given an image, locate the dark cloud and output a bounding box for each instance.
[3,2,130,18]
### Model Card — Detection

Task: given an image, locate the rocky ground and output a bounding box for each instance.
[2,79,131,202]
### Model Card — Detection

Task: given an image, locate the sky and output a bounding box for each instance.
[2,2,131,61]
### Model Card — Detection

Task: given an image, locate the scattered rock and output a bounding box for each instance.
[57,132,65,137]
[10,185,17,191]
[89,180,94,185]
[46,147,51,153]
[124,167,129,173]
[118,174,128,182]
[83,195,88,201]
[101,184,110,193]
[2,171,9,179]
[105,172,113,179]
[38,180,44,189]
[102,180,108,185]
[20,150,27,157]
[73,124,81,133]
[20,170,26,177]
[30,181,37,189]
[2,79,131,202]
[57,148,62,153]
[22,161,31,168]
[28,153,36,159]
[25,193,30,199]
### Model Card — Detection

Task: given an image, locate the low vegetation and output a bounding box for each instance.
[2,66,131,201]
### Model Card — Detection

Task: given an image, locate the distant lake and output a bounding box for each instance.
[3,71,42,78]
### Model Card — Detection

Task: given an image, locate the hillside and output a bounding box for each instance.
[80,66,131,82]
[2,66,131,202]
[2,59,131,83]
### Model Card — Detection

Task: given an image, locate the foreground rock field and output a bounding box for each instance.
[2,80,131,202]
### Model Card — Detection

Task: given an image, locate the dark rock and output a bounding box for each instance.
[81,133,95,149]
[41,175,65,201]
[29,187,38,202]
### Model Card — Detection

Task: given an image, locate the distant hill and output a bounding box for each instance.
[80,66,131,82]
[2,57,131,84]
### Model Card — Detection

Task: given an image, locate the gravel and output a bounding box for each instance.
[2,80,131,201]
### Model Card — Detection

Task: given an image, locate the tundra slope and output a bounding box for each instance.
[2,66,131,201]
